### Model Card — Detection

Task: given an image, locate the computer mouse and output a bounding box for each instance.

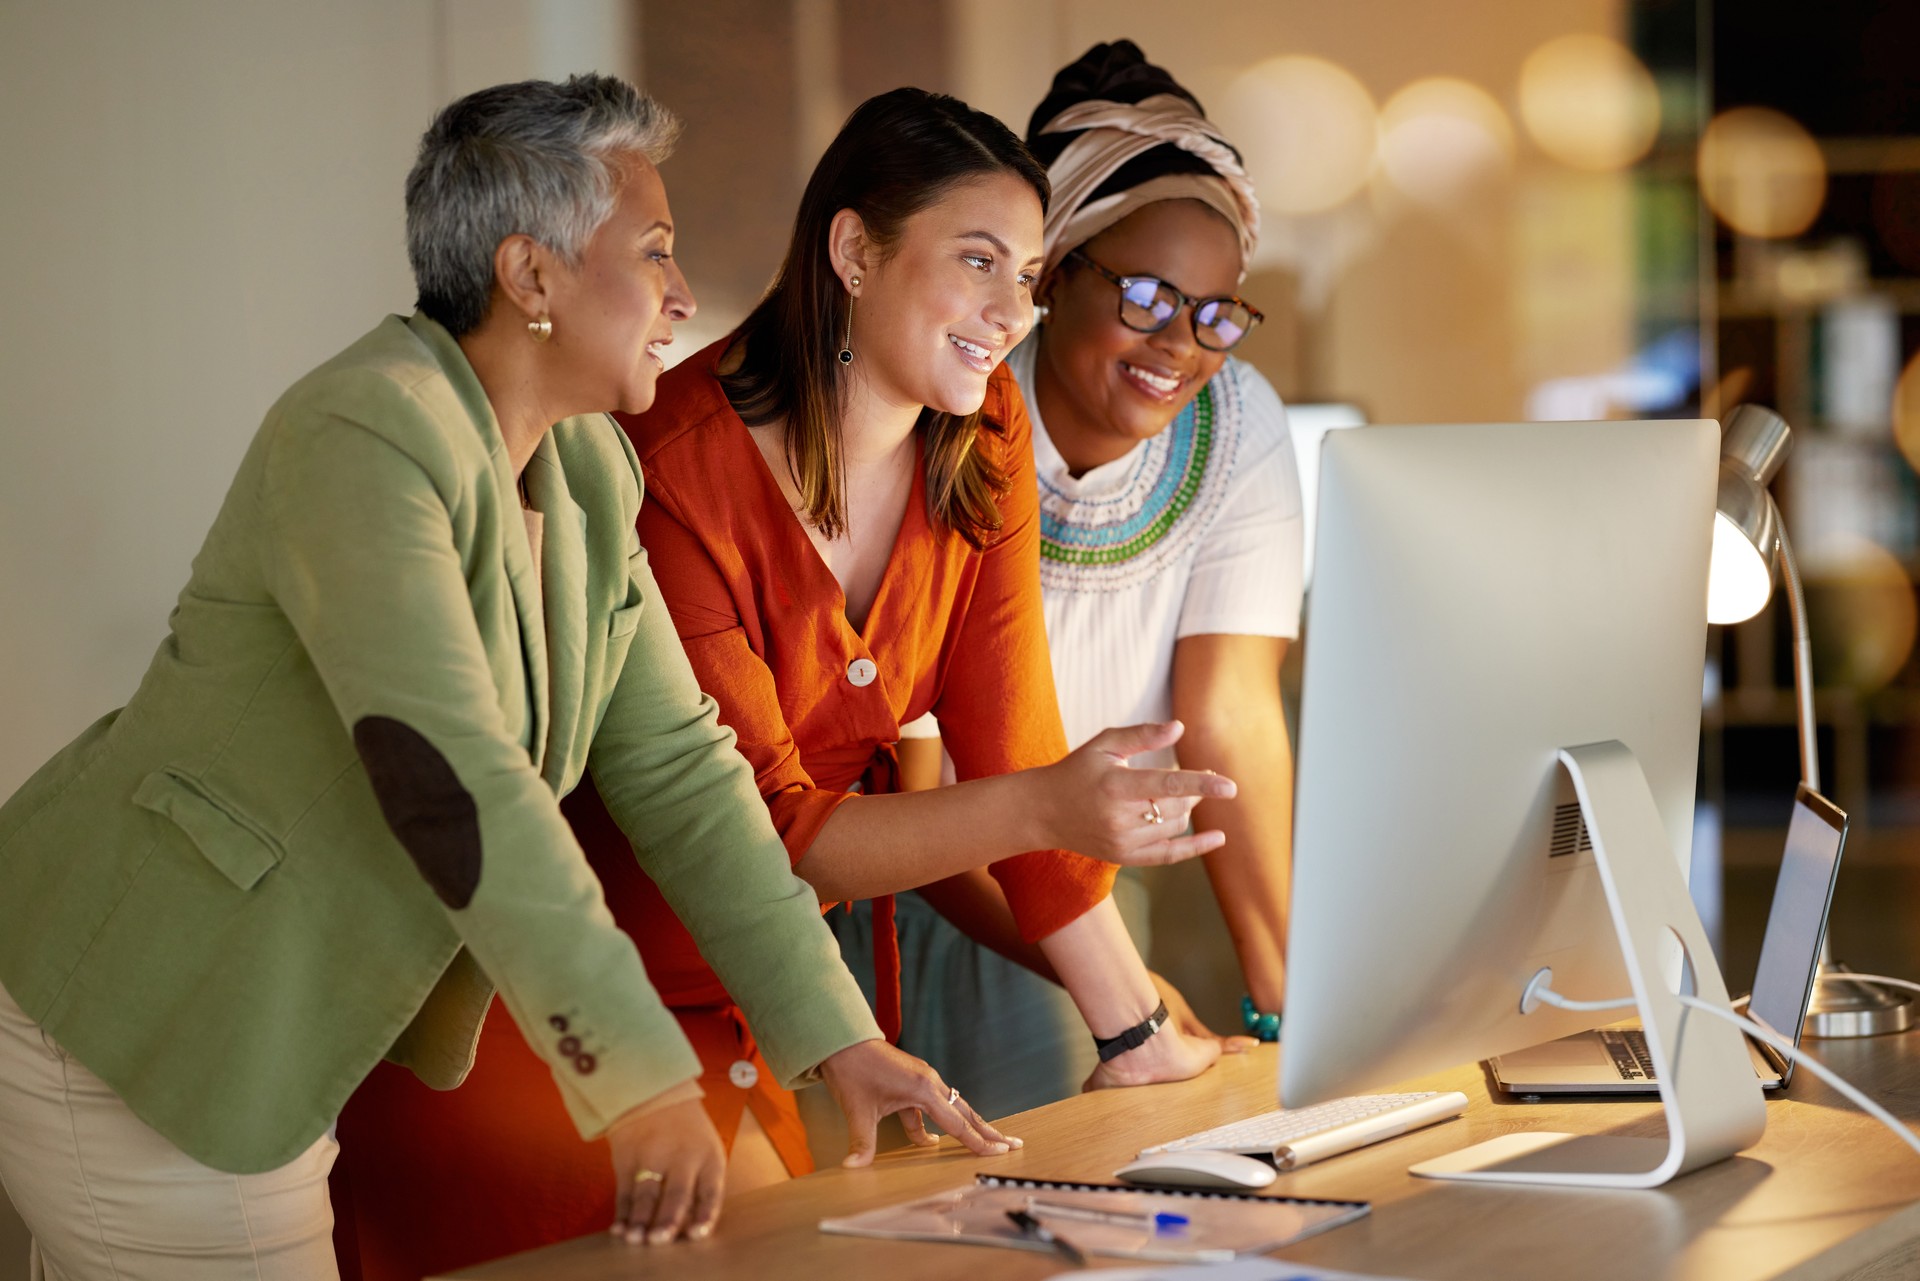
[1115,1149,1278,1190]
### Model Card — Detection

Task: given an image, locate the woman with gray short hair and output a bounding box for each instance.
[0,74,1009,1281]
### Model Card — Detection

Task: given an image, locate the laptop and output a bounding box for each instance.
[1489,785,1846,1096]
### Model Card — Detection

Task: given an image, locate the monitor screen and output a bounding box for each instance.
[1283,418,1719,1106]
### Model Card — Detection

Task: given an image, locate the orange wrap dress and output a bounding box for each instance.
[604,341,1115,1140]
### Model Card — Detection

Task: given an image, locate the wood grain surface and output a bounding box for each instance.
[440,1034,1920,1280]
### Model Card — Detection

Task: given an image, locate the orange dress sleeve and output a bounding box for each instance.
[935,371,1116,942]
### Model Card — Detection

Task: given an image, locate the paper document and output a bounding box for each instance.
[820,1183,1366,1264]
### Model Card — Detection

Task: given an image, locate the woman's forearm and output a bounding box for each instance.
[793,722,1233,903]
[794,770,1050,901]
[1186,723,1292,1011]
[1173,634,1294,1012]
[1038,896,1161,1037]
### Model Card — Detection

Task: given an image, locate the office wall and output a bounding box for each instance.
[0,0,636,796]
[0,2,635,1270]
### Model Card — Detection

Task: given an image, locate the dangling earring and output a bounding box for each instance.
[528,316,553,342]
[838,276,860,366]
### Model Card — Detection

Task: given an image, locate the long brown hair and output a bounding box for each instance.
[720,88,1050,549]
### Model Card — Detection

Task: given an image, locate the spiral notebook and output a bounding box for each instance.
[818,1175,1369,1264]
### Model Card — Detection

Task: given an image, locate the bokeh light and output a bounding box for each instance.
[1805,536,1919,692]
[1698,107,1827,239]
[1222,56,1377,215]
[1517,34,1660,171]
[1378,77,1515,207]
[1894,350,1920,476]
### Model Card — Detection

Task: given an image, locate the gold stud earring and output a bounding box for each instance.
[838,276,861,367]
[528,316,553,342]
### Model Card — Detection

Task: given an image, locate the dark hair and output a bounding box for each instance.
[720,88,1050,549]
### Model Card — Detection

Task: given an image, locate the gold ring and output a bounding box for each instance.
[633,1168,665,1184]
[1143,800,1165,826]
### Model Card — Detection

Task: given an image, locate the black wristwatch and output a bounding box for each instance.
[1093,999,1170,1062]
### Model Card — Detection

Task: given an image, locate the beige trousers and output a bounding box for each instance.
[0,982,339,1281]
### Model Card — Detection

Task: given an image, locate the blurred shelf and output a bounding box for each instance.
[1717,279,1920,318]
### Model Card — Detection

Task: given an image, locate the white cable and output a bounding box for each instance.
[1529,979,1920,1162]
[1671,994,1920,1161]
[1530,986,1637,1013]
[1819,972,1920,999]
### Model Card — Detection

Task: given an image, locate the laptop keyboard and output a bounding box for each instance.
[1598,1028,1657,1081]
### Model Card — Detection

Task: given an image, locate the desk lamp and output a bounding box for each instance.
[1707,404,1913,1038]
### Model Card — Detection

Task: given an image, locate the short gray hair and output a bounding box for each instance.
[406,74,681,336]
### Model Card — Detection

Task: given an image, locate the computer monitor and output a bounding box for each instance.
[1281,418,1768,1188]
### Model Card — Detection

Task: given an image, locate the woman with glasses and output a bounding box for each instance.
[838,41,1303,1119]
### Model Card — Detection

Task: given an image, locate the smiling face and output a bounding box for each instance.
[1032,198,1243,473]
[544,154,696,415]
[844,170,1045,418]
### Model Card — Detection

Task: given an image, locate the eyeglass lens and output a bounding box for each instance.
[1117,278,1255,350]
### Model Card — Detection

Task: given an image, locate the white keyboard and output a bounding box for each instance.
[1139,1091,1470,1171]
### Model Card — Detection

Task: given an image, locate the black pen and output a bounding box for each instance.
[1005,1208,1087,1268]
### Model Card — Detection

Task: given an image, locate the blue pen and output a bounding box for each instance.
[1026,1198,1190,1234]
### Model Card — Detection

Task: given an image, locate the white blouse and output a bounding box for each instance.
[1008,338,1305,769]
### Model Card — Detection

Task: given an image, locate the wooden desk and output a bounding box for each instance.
[443,1036,1920,1281]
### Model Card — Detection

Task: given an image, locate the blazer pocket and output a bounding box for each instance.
[608,600,644,639]
[132,770,286,891]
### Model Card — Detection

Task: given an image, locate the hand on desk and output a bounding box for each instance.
[606,1097,726,1246]
[821,1039,1021,1167]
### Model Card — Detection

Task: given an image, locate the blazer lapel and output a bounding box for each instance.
[492,441,551,769]
[406,312,551,764]
[523,433,587,792]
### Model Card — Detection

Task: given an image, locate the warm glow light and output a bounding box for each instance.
[1805,536,1919,691]
[1699,107,1827,239]
[1707,512,1772,624]
[1222,56,1377,214]
[1894,351,1920,476]
[1378,77,1514,206]
[1517,35,1660,171]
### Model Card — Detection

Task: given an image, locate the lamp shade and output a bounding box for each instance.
[1706,405,1792,624]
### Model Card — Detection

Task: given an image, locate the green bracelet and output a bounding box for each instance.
[1241,995,1282,1042]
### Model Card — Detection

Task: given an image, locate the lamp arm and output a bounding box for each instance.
[1771,499,1820,794]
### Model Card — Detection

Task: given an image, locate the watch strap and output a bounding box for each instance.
[1093,999,1170,1062]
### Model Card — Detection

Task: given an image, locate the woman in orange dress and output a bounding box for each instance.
[597,85,1242,1192]
[332,87,1236,1280]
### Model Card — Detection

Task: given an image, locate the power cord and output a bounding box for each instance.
[1528,980,1920,1162]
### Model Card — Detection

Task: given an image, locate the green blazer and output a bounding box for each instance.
[0,313,880,1173]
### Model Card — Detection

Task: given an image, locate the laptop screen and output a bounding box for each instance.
[1747,788,1848,1050]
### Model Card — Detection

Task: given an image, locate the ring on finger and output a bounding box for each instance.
[1143,799,1165,826]
[633,1167,665,1184]
[947,1086,960,1106]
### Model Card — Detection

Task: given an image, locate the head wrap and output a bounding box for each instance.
[1026,41,1260,280]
